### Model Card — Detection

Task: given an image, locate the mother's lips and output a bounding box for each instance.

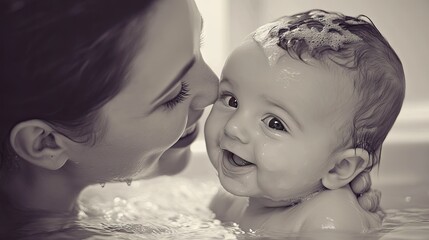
[171,124,199,148]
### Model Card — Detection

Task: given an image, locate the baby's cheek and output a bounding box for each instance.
[205,108,228,145]
[255,141,290,172]
[204,111,222,167]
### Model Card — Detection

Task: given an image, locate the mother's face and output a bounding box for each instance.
[65,0,218,183]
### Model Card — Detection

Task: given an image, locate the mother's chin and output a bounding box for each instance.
[157,146,191,176]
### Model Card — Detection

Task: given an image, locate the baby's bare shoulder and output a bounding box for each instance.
[209,188,247,222]
[300,188,382,233]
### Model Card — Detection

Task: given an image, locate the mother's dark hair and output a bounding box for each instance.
[0,0,157,171]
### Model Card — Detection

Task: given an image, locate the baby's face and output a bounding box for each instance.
[204,39,357,205]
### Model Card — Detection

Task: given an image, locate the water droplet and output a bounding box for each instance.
[125,179,132,186]
[99,182,106,188]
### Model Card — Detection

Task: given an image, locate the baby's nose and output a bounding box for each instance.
[224,111,250,144]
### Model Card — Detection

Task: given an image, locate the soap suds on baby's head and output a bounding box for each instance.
[284,12,362,51]
[253,11,364,66]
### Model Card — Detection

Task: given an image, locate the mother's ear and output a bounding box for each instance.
[10,120,70,170]
[322,148,370,190]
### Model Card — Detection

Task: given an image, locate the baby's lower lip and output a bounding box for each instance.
[171,124,199,148]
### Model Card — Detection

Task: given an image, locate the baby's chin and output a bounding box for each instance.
[221,184,299,208]
[219,178,312,208]
[218,175,258,198]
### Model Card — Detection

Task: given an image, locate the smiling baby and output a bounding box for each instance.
[204,9,405,235]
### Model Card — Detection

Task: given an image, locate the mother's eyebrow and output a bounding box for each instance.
[151,56,196,104]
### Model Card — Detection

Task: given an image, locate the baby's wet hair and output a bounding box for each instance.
[258,9,405,166]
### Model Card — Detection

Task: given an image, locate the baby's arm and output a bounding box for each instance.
[209,188,247,222]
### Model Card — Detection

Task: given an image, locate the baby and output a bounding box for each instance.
[205,10,405,234]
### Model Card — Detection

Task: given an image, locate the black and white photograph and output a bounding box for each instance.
[1,0,428,239]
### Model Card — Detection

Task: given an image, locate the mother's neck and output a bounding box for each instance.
[1,161,86,214]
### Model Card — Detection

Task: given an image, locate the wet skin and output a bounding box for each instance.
[205,39,357,206]
[205,38,382,233]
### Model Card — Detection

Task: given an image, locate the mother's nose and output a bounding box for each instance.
[190,61,219,110]
[224,111,250,144]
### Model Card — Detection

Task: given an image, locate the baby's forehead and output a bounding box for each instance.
[271,52,348,92]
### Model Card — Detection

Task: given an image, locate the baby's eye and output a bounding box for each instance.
[262,116,288,132]
[220,94,238,108]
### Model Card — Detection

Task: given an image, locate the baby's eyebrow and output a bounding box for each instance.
[265,97,303,131]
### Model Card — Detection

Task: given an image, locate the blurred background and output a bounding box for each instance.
[187,0,429,208]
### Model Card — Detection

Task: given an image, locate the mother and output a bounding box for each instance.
[0,0,379,235]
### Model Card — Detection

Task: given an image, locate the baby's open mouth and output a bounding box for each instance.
[225,150,253,167]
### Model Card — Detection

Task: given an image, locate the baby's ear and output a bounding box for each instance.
[10,120,70,170]
[322,148,370,190]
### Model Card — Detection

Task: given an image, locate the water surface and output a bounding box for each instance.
[6,176,428,239]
